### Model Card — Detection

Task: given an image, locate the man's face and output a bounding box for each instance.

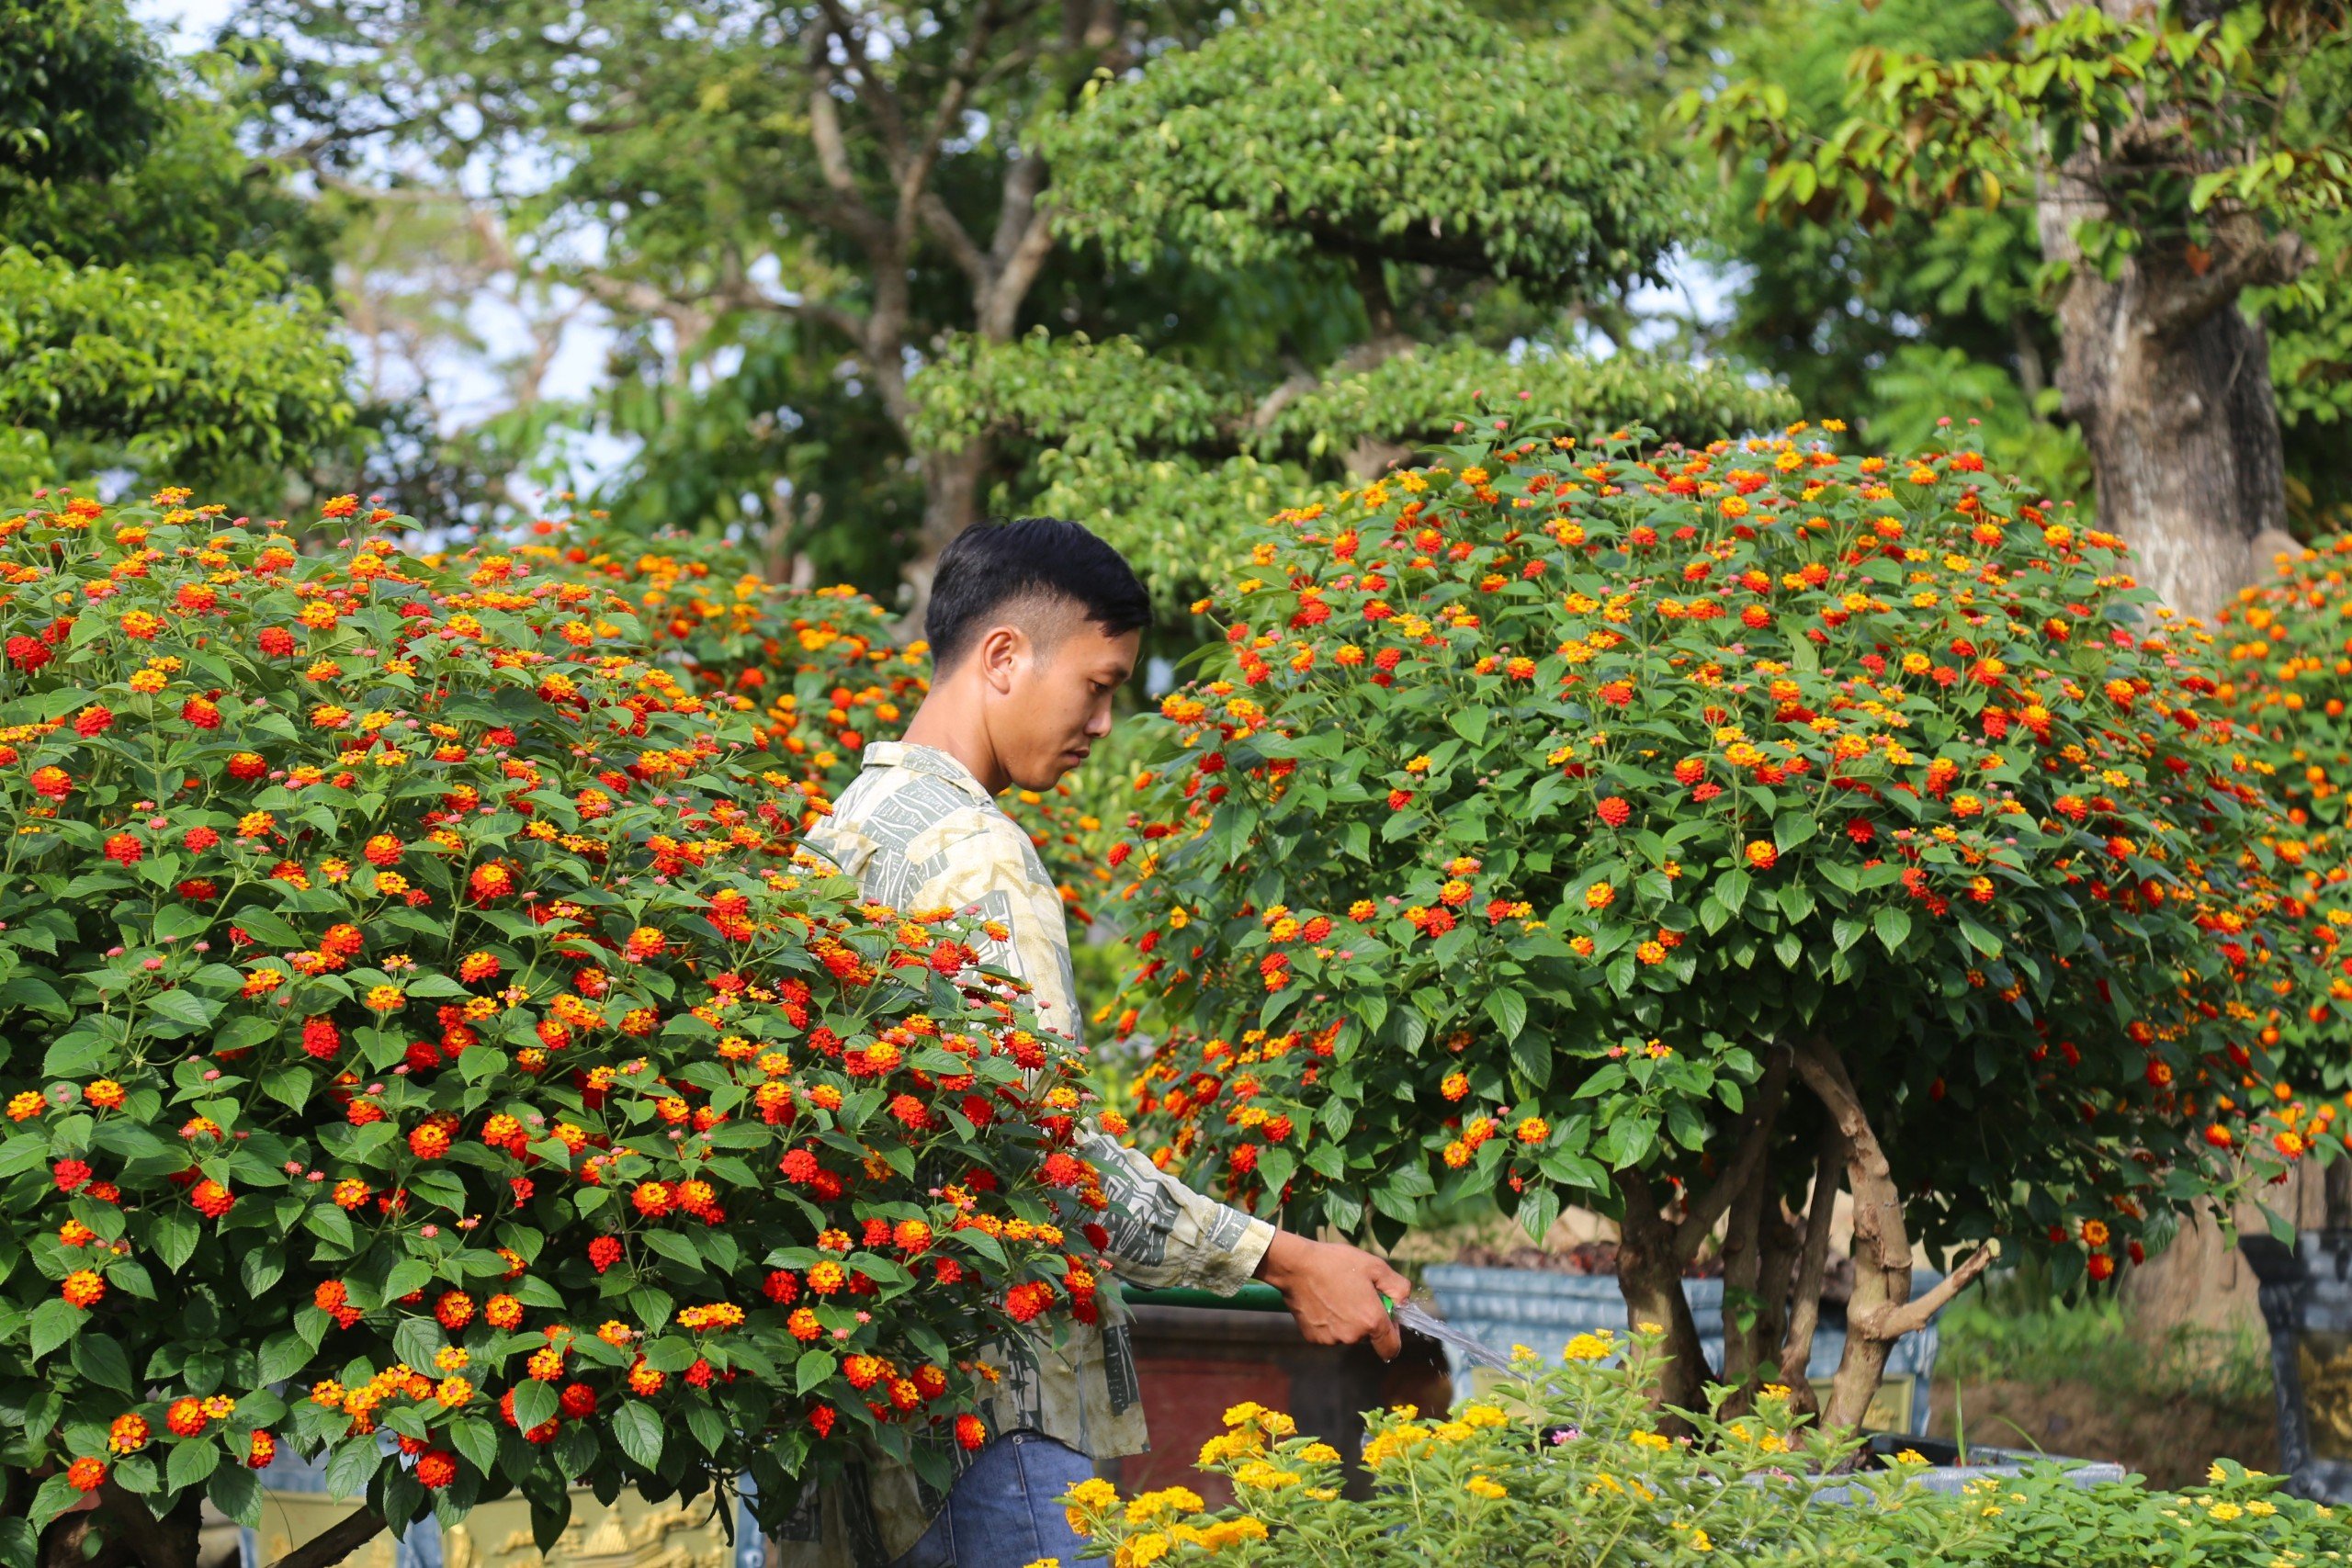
[993,616,1139,791]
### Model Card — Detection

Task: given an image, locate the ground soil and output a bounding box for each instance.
[1926,1376,2278,1493]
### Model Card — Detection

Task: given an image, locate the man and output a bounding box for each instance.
[786,517,1411,1568]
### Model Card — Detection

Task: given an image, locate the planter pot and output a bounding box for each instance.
[1114,1287,1450,1507]
[1422,1262,1947,1435]
[2239,1229,2352,1503]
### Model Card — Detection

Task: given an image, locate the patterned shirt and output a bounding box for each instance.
[774,741,1274,1566]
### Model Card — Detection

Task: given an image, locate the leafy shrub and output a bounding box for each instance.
[514,523,1133,931]
[1104,422,2336,1421]
[1057,1325,2344,1566]
[0,491,1106,1561]
[2211,536,2352,1109]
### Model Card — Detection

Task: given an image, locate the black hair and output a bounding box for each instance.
[924,516,1151,671]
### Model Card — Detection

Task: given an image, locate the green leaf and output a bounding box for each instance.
[71,1332,133,1393]
[1482,986,1527,1043]
[227,907,302,948]
[1448,707,1489,746]
[1873,906,1913,955]
[27,1477,81,1534]
[379,1258,433,1304]
[206,1465,264,1529]
[1956,916,2003,958]
[258,1331,312,1385]
[448,1418,501,1478]
[1772,812,1816,852]
[510,1380,558,1434]
[28,1297,80,1361]
[167,1438,220,1492]
[611,1402,664,1470]
[150,1210,200,1272]
[259,1063,311,1111]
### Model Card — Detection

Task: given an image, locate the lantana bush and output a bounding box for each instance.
[0,492,1109,1568]
[1108,417,2337,1422]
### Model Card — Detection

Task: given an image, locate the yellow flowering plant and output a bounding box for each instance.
[0,493,1111,1567]
[1108,420,2342,1424]
[1057,1326,2344,1566]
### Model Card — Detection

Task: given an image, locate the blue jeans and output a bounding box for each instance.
[888,1431,1100,1568]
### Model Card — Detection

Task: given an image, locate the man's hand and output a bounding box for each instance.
[1253,1229,1414,1360]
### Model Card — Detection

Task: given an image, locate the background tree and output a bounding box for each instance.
[1690,0,2352,618]
[0,0,353,501]
[911,0,1797,605]
[227,0,1232,604]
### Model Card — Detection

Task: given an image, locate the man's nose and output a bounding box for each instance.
[1086,703,1114,738]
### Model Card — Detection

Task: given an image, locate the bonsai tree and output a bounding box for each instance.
[2207,539,2352,1227]
[1106,419,2336,1424]
[908,0,1797,607]
[0,492,1107,1567]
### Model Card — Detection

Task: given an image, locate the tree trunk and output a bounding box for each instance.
[2033,0,2311,619]
[1775,1125,1844,1424]
[2041,243,2296,618]
[1614,1169,1713,1428]
[899,438,994,632]
[1792,1039,1990,1438]
[43,1486,205,1568]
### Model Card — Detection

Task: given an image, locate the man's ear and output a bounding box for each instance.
[976,623,1028,694]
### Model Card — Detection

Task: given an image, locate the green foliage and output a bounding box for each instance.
[1063,1333,2342,1565]
[1690,5,2352,260]
[1108,423,2329,1271]
[1038,0,1682,291]
[0,0,161,185]
[0,2,350,500]
[0,249,353,495]
[0,491,1107,1549]
[2210,534,2352,1100]
[914,332,1799,604]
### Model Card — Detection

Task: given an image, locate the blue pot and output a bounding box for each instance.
[1422,1261,1946,1435]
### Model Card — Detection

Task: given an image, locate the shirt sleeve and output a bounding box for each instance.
[922,811,1275,1292]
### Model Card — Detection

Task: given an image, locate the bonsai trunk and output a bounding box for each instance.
[41,1485,204,1568]
[1611,1047,1791,1423]
[1615,1168,1713,1425]
[1792,1038,1989,1435]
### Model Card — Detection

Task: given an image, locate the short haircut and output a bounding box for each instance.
[925,517,1151,672]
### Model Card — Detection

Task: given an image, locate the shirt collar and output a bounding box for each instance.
[860,740,994,806]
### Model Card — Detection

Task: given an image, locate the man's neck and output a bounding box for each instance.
[900,696,1009,796]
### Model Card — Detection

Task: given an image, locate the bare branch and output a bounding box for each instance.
[2147,223,2313,339]
[264,1506,387,1568]
[815,0,913,176]
[922,190,993,289]
[1877,1244,1995,1339]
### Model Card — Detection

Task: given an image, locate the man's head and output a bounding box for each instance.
[921,517,1150,791]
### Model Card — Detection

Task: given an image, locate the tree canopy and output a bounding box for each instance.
[0,1,352,499]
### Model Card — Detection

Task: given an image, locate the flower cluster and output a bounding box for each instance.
[0,492,1105,1542]
[1109,423,2335,1291]
[1054,1326,2342,1567]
